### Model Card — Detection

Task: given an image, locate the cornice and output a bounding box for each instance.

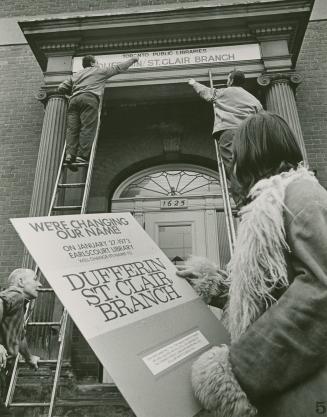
[249,19,302,58]
[40,41,80,53]
[80,31,253,52]
[37,21,300,56]
[39,30,254,54]
[19,1,313,35]
[19,0,313,71]
[250,23,295,38]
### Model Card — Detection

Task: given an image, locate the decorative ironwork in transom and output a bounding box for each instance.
[117,168,220,198]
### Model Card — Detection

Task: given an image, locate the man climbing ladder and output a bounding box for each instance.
[58,54,139,167]
[188,70,263,208]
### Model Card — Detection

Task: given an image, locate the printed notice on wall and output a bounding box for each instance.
[11,213,229,417]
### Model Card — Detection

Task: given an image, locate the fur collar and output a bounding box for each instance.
[226,166,317,342]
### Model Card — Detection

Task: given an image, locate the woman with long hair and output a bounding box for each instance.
[177,111,327,417]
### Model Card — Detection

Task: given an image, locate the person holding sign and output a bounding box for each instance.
[0,268,41,416]
[188,70,262,205]
[178,112,327,417]
[58,54,139,168]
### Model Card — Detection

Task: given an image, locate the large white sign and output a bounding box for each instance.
[11,213,229,417]
[73,43,261,72]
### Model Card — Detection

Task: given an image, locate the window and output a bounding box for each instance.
[114,165,220,199]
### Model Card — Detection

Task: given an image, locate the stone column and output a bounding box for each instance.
[22,90,70,359]
[23,90,67,268]
[257,72,308,164]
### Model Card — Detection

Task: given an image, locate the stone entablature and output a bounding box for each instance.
[19,0,312,75]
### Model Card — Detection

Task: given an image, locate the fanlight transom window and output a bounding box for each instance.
[115,166,220,199]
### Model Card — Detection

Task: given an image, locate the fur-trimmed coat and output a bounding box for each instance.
[190,169,327,417]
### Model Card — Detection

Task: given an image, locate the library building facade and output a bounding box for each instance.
[0,0,326,415]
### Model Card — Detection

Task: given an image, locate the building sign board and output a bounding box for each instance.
[11,213,229,417]
[73,43,261,72]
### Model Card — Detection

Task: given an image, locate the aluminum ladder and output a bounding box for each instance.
[208,69,236,255]
[5,98,103,417]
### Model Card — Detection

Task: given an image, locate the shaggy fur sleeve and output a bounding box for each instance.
[184,256,229,307]
[192,345,257,417]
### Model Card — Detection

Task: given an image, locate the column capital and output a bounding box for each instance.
[257,71,308,164]
[35,88,67,106]
[257,72,303,89]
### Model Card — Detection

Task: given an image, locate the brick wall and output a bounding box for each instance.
[0,0,256,18]
[297,20,327,188]
[0,45,44,285]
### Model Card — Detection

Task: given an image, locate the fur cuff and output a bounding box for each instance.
[192,276,228,304]
[192,345,257,417]
[185,256,229,304]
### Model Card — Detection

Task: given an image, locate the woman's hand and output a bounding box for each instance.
[176,257,229,305]
[176,265,200,282]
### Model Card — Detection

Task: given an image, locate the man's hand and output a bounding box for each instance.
[132,56,139,63]
[188,78,196,85]
[26,354,40,371]
[0,345,8,369]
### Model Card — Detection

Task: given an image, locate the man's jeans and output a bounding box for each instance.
[214,129,243,207]
[65,93,99,159]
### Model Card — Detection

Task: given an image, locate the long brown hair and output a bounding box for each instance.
[232,111,304,201]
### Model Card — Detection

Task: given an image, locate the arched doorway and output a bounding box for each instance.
[111,164,230,267]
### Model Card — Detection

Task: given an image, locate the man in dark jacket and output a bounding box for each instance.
[0,269,41,416]
[58,54,139,167]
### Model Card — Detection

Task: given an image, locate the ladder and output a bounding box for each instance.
[208,70,236,255]
[5,98,103,417]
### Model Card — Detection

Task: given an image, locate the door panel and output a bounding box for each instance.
[145,210,218,263]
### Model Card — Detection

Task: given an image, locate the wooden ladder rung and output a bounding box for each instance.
[27,322,61,326]
[63,162,88,167]
[58,183,86,188]
[52,205,82,211]
[10,402,51,407]
[18,359,58,364]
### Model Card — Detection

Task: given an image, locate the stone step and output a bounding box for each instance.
[9,382,134,417]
